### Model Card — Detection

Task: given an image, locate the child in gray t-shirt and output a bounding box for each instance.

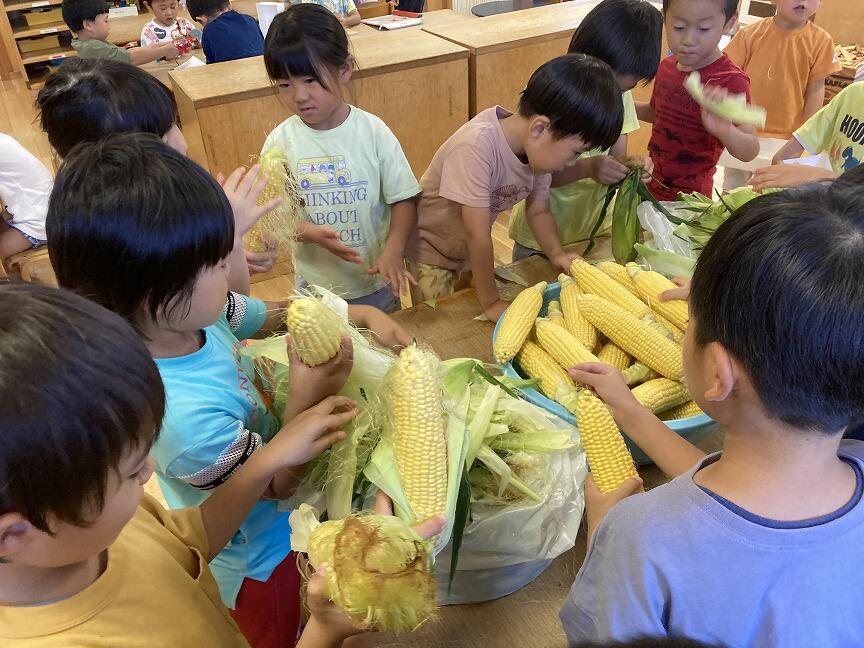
[561,182,864,647]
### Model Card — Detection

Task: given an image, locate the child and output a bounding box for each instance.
[46,134,409,648]
[508,0,662,261]
[62,0,181,64]
[299,0,361,27]
[638,0,759,200]
[186,0,264,64]
[750,81,864,191]
[140,0,200,50]
[0,134,52,265]
[725,0,838,140]
[399,54,623,322]
[262,4,421,313]
[560,183,864,645]
[0,282,430,647]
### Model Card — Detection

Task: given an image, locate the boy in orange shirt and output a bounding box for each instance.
[725,0,839,139]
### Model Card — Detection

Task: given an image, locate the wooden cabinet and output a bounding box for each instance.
[814,0,864,45]
[0,0,77,87]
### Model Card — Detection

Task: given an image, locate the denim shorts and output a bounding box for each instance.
[9,224,46,249]
[295,275,401,314]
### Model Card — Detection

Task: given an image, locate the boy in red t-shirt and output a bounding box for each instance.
[637,0,759,200]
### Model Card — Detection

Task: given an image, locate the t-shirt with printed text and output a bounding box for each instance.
[407,106,552,270]
[648,54,750,201]
[794,81,864,176]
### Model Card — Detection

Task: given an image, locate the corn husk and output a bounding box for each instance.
[684,71,767,128]
[254,146,305,248]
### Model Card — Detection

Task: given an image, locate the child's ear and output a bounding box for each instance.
[339,56,355,84]
[0,513,33,560]
[703,341,736,402]
[723,12,738,34]
[528,115,551,140]
[80,18,94,31]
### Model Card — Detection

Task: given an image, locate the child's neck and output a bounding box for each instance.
[138,318,205,359]
[75,32,101,42]
[0,552,105,606]
[694,416,854,521]
[498,112,529,165]
[772,12,809,31]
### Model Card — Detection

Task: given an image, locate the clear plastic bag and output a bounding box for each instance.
[637,200,696,258]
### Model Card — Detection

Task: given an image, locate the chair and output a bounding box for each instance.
[4,247,57,287]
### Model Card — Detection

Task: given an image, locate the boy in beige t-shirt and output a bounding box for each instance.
[391,54,624,322]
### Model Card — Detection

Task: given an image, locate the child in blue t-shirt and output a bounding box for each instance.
[186,0,264,63]
[560,183,864,646]
[46,134,410,648]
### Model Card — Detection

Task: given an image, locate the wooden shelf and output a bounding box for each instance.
[12,20,67,37]
[4,0,63,12]
[20,44,75,63]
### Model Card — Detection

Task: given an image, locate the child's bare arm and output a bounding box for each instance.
[462,205,508,322]
[635,101,655,123]
[706,115,759,162]
[584,474,643,548]
[568,363,706,478]
[368,198,418,298]
[128,41,180,65]
[803,79,827,123]
[772,137,805,164]
[340,9,361,26]
[523,196,581,273]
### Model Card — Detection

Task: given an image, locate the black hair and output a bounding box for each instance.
[573,637,727,648]
[837,164,864,187]
[0,283,164,533]
[37,58,178,158]
[518,54,623,151]
[61,0,111,32]
[568,0,662,82]
[186,0,228,20]
[47,134,234,330]
[263,3,352,90]
[690,184,864,433]
[662,0,738,21]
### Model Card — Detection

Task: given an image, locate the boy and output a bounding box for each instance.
[725,0,838,140]
[62,0,180,64]
[560,183,864,646]
[638,0,759,200]
[0,282,363,646]
[140,0,200,50]
[750,81,864,191]
[508,0,662,261]
[0,134,52,264]
[186,0,264,64]
[389,54,623,322]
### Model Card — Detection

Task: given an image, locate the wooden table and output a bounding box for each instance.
[381,243,723,647]
[422,1,599,116]
[168,12,470,179]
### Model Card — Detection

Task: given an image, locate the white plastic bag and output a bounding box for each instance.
[637,200,697,258]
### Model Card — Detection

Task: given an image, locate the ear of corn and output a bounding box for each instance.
[631,378,691,413]
[570,258,650,318]
[558,274,598,350]
[516,340,580,413]
[546,300,566,327]
[610,171,641,263]
[535,317,599,369]
[621,361,657,386]
[597,261,639,296]
[255,147,305,245]
[285,297,344,366]
[597,342,631,371]
[575,390,640,494]
[627,264,689,331]
[386,345,448,523]
[659,400,703,420]
[651,314,685,344]
[575,294,684,381]
[493,281,547,363]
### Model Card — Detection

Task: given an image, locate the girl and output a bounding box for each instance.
[262,4,420,313]
[46,134,410,648]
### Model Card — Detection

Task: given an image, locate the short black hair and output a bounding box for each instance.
[47,134,234,330]
[690,184,864,433]
[518,53,623,151]
[37,58,178,158]
[61,0,111,32]
[0,283,164,534]
[186,0,228,20]
[568,0,662,82]
[264,4,352,90]
[837,164,864,187]
[662,0,738,21]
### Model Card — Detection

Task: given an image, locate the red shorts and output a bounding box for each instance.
[230,552,302,648]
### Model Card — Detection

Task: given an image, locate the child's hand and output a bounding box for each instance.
[550,251,582,275]
[484,299,511,323]
[246,248,278,275]
[659,276,690,302]
[588,155,629,185]
[748,164,835,191]
[217,165,282,238]
[699,86,736,140]
[367,249,417,298]
[285,335,354,419]
[623,154,654,183]
[584,473,643,544]
[568,362,641,416]
[269,395,357,467]
[303,223,363,265]
[348,305,412,351]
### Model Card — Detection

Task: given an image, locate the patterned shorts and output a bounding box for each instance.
[407,261,472,305]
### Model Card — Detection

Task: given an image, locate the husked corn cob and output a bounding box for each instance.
[558,274,598,350]
[516,341,580,413]
[285,297,343,366]
[387,345,448,522]
[535,317,600,369]
[621,361,657,386]
[546,300,566,327]
[597,342,631,371]
[626,264,689,331]
[575,390,640,493]
[256,147,304,243]
[244,224,269,253]
[631,378,691,413]
[570,258,650,318]
[576,294,684,381]
[494,281,547,363]
[598,261,639,296]
[651,314,685,344]
[659,400,703,420]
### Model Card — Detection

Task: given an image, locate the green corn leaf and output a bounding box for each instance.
[447,468,471,593]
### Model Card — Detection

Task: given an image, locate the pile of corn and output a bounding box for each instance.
[494,259,701,493]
